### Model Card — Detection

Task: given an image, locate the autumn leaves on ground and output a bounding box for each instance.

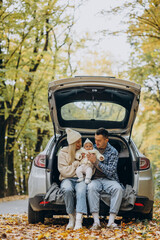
[0,200,160,240]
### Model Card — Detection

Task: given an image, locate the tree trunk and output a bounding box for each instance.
[35,128,49,155]
[18,176,22,195]
[6,119,17,196]
[0,1,6,197]
[23,174,27,194]
[0,103,6,198]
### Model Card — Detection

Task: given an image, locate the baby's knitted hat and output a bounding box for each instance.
[66,128,81,145]
[83,138,93,146]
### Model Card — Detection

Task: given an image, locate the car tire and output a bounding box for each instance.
[28,201,45,224]
[136,209,153,221]
[141,209,153,221]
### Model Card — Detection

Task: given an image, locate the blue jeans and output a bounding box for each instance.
[60,178,87,215]
[87,178,123,215]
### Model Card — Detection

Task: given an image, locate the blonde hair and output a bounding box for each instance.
[68,142,77,164]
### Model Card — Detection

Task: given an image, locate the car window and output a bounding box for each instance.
[61,101,126,122]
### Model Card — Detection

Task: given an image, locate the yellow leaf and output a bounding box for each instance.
[37,234,44,240]
[44,232,50,238]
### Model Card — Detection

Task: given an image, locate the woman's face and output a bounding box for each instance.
[75,138,82,150]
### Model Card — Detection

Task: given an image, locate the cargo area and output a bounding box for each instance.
[50,135,135,188]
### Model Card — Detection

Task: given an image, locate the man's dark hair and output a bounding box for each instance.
[96,128,108,138]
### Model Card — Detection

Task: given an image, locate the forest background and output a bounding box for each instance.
[0,0,160,198]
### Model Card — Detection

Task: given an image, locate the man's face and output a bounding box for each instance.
[95,134,108,149]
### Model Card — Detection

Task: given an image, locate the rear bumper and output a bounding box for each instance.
[118,196,153,218]
[29,195,66,214]
[29,194,153,216]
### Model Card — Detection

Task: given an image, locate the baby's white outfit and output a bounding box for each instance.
[75,138,104,184]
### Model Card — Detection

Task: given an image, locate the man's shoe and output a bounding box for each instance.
[107,223,118,229]
[90,222,101,230]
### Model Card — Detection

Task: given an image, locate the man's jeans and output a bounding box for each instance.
[61,178,87,214]
[87,178,124,215]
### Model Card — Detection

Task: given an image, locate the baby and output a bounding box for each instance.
[75,138,104,184]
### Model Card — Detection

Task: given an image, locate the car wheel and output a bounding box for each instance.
[141,209,153,221]
[28,201,45,224]
[136,209,153,221]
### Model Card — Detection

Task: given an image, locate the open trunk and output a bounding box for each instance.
[48,77,141,137]
[50,134,135,188]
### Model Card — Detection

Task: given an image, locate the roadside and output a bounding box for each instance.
[0,195,28,214]
[0,195,28,203]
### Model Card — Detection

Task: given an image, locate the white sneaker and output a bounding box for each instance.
[90,222,101,230]
[66,214,75,230]
[107,223,118,229]
[74,213,83,230]
[66,221,74,229]
[74,222,83,230]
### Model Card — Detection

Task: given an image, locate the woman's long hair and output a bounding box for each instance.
[68,142,77,165]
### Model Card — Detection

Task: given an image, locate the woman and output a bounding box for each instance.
[58,128,87,230]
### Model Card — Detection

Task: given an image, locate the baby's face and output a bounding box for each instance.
[84,143,93,150]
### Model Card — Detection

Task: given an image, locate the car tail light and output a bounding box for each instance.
[39,201,50,205]
[139,157,150,170]
[34,154,46,168]
[134,203,144,207]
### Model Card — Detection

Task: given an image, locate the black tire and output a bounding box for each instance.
[141,209,153,221]
[136,208,153,221]
[28,201,45,224]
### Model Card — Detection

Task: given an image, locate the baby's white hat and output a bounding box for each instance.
[66,128,81,145]
[84,138,93,146]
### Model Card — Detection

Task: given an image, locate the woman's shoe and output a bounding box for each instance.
[74,222,83,230]
[74,213,83,230]
[66,213,75,229]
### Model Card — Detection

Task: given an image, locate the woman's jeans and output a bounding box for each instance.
[87,178,124,215]
[61,178,87,214]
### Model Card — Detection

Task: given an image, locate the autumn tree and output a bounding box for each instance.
[123,0,160,167]
[78,51,114,76]
[101,0,160,99]
[0,0,85,197]
[100,0,160,169]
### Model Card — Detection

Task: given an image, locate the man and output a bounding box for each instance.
[87,128,123,229]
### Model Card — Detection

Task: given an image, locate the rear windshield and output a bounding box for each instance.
[61,101,126,122]
[54,86,134,129]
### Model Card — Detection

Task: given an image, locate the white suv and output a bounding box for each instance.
[28,76,154,224]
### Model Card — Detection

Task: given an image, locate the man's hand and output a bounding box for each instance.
[87,152,97,163]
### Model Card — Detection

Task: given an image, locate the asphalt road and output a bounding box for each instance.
[0,198,28,214]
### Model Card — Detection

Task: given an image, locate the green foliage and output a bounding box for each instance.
[155,171,160,199]
[102,0,160,186]
[127,1,160,171]
[0,0,86,196]
[133,92,160,167]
